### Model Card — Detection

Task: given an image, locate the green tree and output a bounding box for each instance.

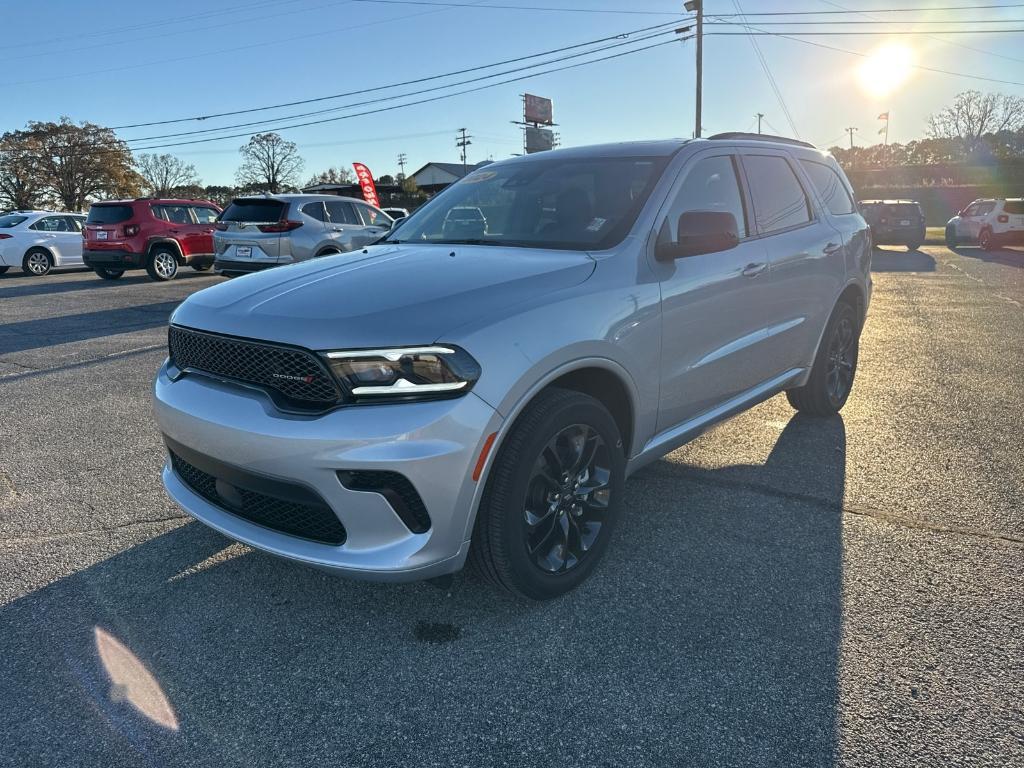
[0,132,44,210]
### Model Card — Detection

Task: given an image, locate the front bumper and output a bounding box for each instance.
[153,361,502,580]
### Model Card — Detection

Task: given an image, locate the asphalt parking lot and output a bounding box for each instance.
[1,247,1022,767]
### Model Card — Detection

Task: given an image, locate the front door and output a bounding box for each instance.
[652,151,775,433]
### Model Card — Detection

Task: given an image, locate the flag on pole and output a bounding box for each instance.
[879,126,887,135]
[877,111,889,120]
[352,162,380,208]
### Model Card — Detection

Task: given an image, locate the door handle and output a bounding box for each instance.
[742,262,767,277]
[823,242,842,255]
[331,227,344,232]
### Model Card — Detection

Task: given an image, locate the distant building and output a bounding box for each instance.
[410,161,492,194]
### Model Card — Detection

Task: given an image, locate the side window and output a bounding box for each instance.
[355,204,390,227]
[663,154,748,240]
[1004,200,1024,215]
[302,202,327,222]
[190,206,220,224]
[325,200,359,225]
[63,216,84,232]
[153,205,192,224]
[31,216,67,232]
[743,154,812,234]
[976,202,996,216]
[962,204,979,217]
[800,160,855,216]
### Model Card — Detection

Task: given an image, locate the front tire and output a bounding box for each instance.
[470,388,625,600]
[906,242,922,252]
[22,248,52,276]
[0,266,9,275]
[786,301,860,416]
[147,247,179,281]
[945,225,958,250]
[93,267,125,280]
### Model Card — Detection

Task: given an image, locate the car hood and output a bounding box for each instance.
[172,243,596,349]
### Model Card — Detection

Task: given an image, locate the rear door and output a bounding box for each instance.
[60,216,86,264]
[324,200,365,251]
[738,151,845,374]
[187,204,220,255]
[1002,200,1024,235]
[152,204,195,254]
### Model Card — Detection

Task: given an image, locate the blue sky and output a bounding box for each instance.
[2,0,1022,185]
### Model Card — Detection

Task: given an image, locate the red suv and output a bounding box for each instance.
[82,198,222,281]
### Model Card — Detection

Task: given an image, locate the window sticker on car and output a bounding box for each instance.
[463,171,497,184]
[586,217,607,232]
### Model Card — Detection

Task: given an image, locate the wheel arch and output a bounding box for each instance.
[147,238,184,263]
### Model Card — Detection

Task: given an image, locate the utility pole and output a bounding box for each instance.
[685,1,703,138]
[456,128,472,175]
[397,152,407,178]
[845,126,858,149]
[755,113,764,134]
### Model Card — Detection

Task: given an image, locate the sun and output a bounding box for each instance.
[858,44,914,97]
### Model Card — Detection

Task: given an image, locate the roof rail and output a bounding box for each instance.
[707,132,816,149]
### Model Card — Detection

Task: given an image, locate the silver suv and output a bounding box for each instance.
[214,194,393,276]
[155,134,871,599]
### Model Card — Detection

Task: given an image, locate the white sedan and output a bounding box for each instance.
[0,210,88,276]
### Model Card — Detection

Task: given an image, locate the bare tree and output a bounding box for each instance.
[304,166,354,188]
[236,133,304,193]
[136,153,200,197]
[927,90,1024,147]
[0,133,45,210]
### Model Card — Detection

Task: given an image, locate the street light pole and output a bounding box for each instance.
[688,0,703,138]
[756,113,764,134]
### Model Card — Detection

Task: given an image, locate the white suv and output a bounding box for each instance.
[945,198,1024,250]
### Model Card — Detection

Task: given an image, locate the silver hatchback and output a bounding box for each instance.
[213,194,392,276]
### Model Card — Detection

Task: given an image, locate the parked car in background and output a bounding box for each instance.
[858,199,926,251]
[82,199,222,282]
[154,134,871,600]
[382,207,410,220]
[945,198,1024,250]
[213,194,393,277]
[0,211,87,276]
[441,206,487,239]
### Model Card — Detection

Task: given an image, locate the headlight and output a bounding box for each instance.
[322,345,480,402]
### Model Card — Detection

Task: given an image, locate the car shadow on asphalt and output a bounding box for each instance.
[871,247,936,272]
[0,301,184,355]
[0,269,219,300]
[0,414,845,767]
[952,245,1024,269]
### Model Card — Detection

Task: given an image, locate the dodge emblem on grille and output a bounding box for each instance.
[272,373,316,384]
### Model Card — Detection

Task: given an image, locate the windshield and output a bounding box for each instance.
[386,155,668,251]
[0,214,28,228]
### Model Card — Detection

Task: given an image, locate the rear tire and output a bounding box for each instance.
[22,248,52,277]
[979,228,995,251]
[786,301,859,416]
[0,266,9,275]
[906,242,921,252]
[146,247,179,281]
[93,267,125,280]
[470,388,625,600]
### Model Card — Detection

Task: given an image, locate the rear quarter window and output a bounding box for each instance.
[0,214,28,227]
[221,199,286,223]
[87,205,134,224]
[800,160,856,216]
[1004,201,1024,215]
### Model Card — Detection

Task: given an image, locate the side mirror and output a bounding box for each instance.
[655,210,740,261]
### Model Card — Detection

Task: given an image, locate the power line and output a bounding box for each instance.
[706,28,1024,35]
[707,19,1024,87]
[813,0,1024,65]
[128,36,690,152]
[350,0,684,15]
[120,27,682,144]
[708,3,1024,15]
[111,19,683,130]
[706,18,1024,25]
[729,0,800,139]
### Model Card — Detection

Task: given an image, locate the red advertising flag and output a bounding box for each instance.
[352,162,380,208]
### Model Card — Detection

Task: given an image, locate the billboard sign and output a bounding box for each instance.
[524,93,553,126]
[525,127,555,154]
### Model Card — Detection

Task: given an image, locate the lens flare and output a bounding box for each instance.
[858,44,914,97]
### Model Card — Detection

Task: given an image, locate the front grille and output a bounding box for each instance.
[170,451,347,545]
[169,325,342,408]
[338,470,431,533]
